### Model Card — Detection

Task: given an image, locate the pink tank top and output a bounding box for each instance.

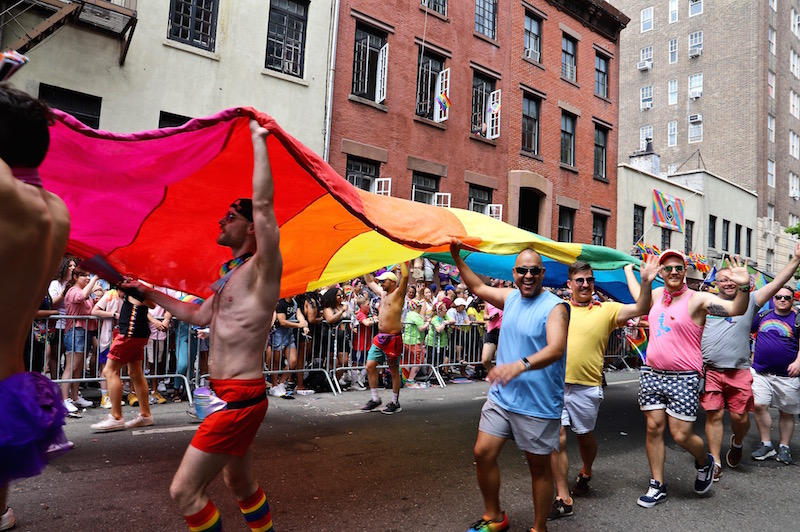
[646,289,703,373]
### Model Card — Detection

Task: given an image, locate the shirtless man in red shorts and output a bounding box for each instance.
[363,263,409,414]
[125,120,281,532]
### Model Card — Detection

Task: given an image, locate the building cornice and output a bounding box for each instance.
[544,0,630,42]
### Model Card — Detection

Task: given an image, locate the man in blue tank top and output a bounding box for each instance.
[452,242,569,532]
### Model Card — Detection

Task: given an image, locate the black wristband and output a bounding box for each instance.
[520,357,532,371]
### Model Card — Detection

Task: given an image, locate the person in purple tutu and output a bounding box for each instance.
[0,83,72,530]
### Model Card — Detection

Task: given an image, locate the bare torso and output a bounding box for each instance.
[377,287,404,334]
[0,172,70,380]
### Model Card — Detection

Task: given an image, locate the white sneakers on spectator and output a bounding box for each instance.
[124,413,154,429]
[73,395,93,408]
[0,507,15,531]
[157,381,167,393]
[63,399,78,413]
[268,383,287,397]
[90,414,126,432]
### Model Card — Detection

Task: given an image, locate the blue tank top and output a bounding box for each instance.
[489,290,567,419]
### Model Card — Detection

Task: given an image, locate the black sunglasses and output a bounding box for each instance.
[573,277,595,285]
[515,266,544,276]
[774,295,793,301]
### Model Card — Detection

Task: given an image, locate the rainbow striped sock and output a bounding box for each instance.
[238,485,274,532]
[184,499,221,532]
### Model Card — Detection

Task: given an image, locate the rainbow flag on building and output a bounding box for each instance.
[652,189,684,232]
[436,92,451,111]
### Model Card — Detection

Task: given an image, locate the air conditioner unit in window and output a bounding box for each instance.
[637,60,653,71]
[642,101,653,110]
[689,113,703,123]
[524,48,540,62]
[689,47,703,58]
[689,89,703,99]
[791,192,800,199]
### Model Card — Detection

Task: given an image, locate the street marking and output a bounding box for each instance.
[131,426,198,436]
[607,379,639,386]
[330,410,369,416]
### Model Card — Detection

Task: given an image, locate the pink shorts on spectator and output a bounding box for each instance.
[699,367,754,414]
[403,343,425,365]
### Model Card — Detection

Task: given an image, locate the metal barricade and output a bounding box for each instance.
[433,322,487,381]
[604,326,646,371]
[264,323,338,395]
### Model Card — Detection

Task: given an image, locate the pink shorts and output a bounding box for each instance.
[699,367,754,414]
[107,335,147,365]
[403,343,425,365]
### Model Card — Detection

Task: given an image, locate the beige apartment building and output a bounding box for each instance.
[613,0,800,275]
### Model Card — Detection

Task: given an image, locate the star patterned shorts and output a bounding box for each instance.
[638,366,701,422]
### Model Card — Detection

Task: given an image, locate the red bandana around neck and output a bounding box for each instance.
[570,298,600,308]
[663,284,688,307]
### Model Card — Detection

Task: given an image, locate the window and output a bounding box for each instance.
[767,249,774,273]
[661,227,671,251]
[352,24,388,103]
[791,131,800,159]
[794,9,800,38]
[168,0,219,52]
[791,172,800,197]
[792,51,800,79]
[708,215,717,248]
[690,0,703,17]
[411,172,439,205]
[769,26,777,55]
[422,0,446,16]
[158,111,192,128]
[746,228,752,257]
[791,92,800,119]
[641,85,653,109]
[768,114,776,142]
[670,0,678,23]
[668,163,678,174]
[561,112,576,166]
[38,84,101,129]
[768,203,775,224]
[791,214,800,228]
[475,0,497,40]
[689,31,703,55]
[524,12,541,61]
[594,126,608,180]
[641,46,653,63]
[689,73,703,98]
[768,159,776,187]
[685,220,694,254]
[346,156,380,192]
[592,214,607,246]
[770,0,777,12]
[768,70,776,98]
[633,205,645,244]
[641,7,653,33]
[469,185,492,213]
[722,219,730,251]
[471,73,500,139]
[521,93,540,154]
[669,38,678,63]
[415,50,448,122]
[668,120,677,146]
[266,0,309,78]
[558,207,575,243]
[562,35,577,81]
[640,125,653,150]
[734,224,742,254]
[689,119,703,143]
[595,54,609,98]
[668,78,677,105]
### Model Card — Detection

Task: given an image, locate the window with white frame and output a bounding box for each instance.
[669,38,678,63]
[791,172,800,197]
[561,112,576,165]
[791,92,800,118]
[689,31,703,55]
[641,46,653,62]
[669,0,678,23]
[641,7,653,33]
[641,85,653,109]
[346,156,380,192]
[766,249,774,273]
[768,203,775,224]
[524,11,542,61]
[668,120,677,146]
[768,114,776,142]
[791,131,800,159]
[352,24,388,103]
[689,0,703,17]
[422,0,447,16]
[415,49,447,122]
[562,35,577,81]
[768,159,776,187]
[792,51,800,79]
[266,0,309,78]
[471,73,500,139]
[770,0,777,12]
[793,9,800,38]
[411,172,440,205]
[475,0,497,40]
[521,93,540,154]
[468,184,493,214]
[640,125,653,149]
[688,73,703,99]
[668,163,678,174]
[790,214,799,228]
[768,70,776,98]
[669,78,678,105]
[769,26,777,55]
[688,118,703,143]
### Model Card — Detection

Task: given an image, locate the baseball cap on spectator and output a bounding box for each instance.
[444,284,455,292]
[442,297,453,308]
[658,249,686,265]
[376,271,397,282]
[454,297,467,307]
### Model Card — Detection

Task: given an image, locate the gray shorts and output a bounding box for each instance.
[561,384,603,434]
[752,370,800,414]
[478,398,560,455]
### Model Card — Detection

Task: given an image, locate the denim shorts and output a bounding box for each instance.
[64,327,87,354]
[271,328,296,351]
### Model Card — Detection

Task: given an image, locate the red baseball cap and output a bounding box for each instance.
[659,248,686,265]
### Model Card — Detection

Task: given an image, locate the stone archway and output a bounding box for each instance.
[507,170,553,238]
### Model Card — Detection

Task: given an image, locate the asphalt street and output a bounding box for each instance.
[6,370,799,531]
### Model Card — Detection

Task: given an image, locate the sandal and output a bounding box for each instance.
[172,391,183,403]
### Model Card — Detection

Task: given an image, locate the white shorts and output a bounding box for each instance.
[751,370,800,414]
[561,384,603,434]
[146,337,166,364]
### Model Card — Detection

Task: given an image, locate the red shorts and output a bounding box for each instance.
[699,367,754,414]
[403,343,424,365]
[191,378,268,457]
[107,335,147,364]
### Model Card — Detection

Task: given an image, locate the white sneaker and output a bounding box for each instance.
[90,414,126,432]
[124,413,154,429]
[268,383,287,397]
[74,396,93,408]
[157,381,167,393]
[1,507,15,531]
[63,399,78,413]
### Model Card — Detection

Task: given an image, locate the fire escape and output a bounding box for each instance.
[0,0,137,65]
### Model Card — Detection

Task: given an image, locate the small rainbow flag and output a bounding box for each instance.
[181,294,205,305]
[436,92,451,111]
[626,328,648,363]
[490,101,501,114]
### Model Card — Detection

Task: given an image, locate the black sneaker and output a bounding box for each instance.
[547,498,573,520]
[694,452,715,495]
[361,398,382,411]
[571,474,592,497]
[381,402,402,415]
[751,442,777,461]
[637,479,667,508]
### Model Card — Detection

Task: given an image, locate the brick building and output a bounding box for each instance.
[328,0,628,245]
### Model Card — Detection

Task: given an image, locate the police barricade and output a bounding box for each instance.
[603,326,646,371]
[265,322,338,395]
[431,321,487,381]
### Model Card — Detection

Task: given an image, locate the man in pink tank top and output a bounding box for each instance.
[626,249,750,508]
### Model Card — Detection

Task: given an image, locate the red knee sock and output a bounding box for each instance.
[185,499,222,532]
[238,485,274,532]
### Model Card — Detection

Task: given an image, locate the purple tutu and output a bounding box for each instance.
[0,372,70,485]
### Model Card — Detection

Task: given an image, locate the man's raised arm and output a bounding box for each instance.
[756,241,800,306]
[450,241,511,309]
[250,120,282,286]
[618,255,660,324]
